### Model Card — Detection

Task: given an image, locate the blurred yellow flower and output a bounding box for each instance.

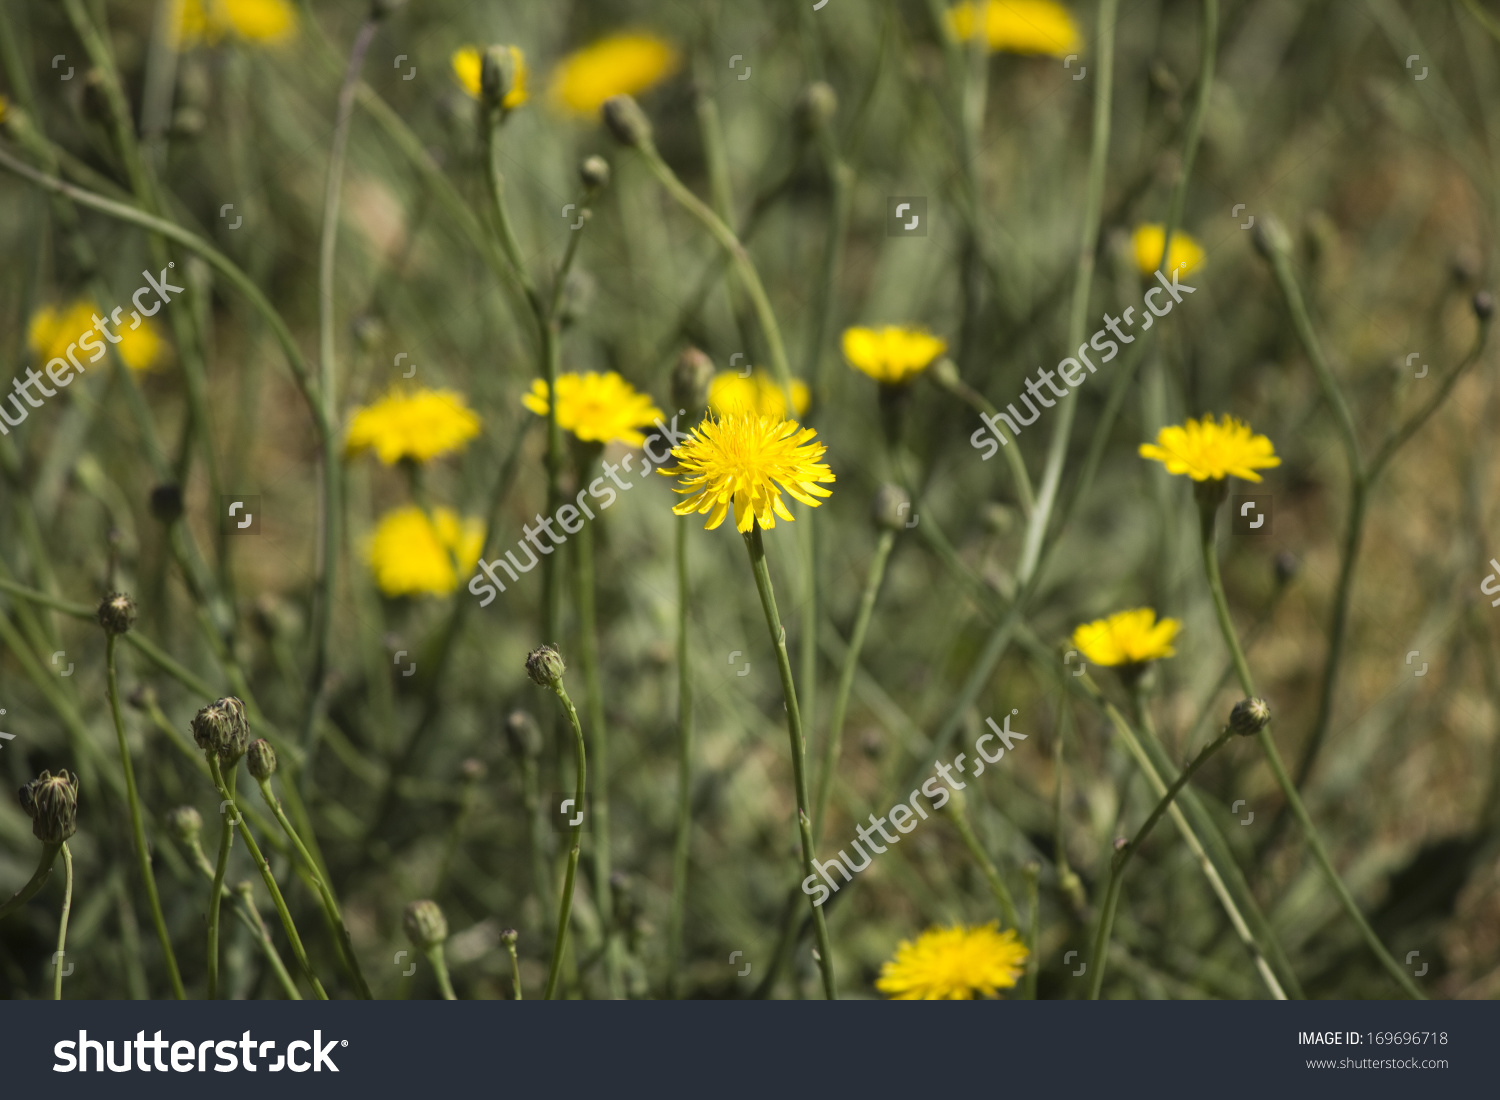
[178,0,297,46]
[948,1,1081,57]
[548,33,680,116]
[842,326,947,385]
[1072,608,1181,667]
[708,370,810,419]
[116,318,166,372]
[522,371,663,447]
[1139,413,1281,482]
[28,300,167,373]
[345,388,482,465]
[663,413,834,533]
[876,922,1029,1000]
[451,45,529,109]
[367,506,484,598]
[1131,224,1206,276]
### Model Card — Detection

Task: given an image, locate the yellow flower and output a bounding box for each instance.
[451,45,529,109]
[1072,608,1181,667]
[548,32,680,116]
[707,370,810,419]
[947,1,1081,57]
[1139,413,1281,483]
[841,326,947,385]
[345,388,482,465]
[662,413,834,533]
[1131,224,1206,276]
[27,301,97,364]
[178,0,297,46]
[876,922,1029,1000]
[367,506,484,598]
[116,318,166,372]
[522,371,663,447]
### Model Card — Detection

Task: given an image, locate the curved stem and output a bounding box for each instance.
[107,634,185,998]
[207,766,237,999]
[544,682,587,1000]
[52,843,73,1000]
[0,843,60,920]
[666,516,693,997]
[946,797,1019,930]
[183,828,300,999]
[744,525,837,999]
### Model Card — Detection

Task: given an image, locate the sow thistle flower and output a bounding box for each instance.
[522,371,663,447]
[367,506,484,598]
[1072,608,1181,668]
[842,326,947,386]
[344,387,481,465]
[662,413,834,533]
[947,0,1082,57]
[1138,414,1281,483]
[28,300,164,373]
[548,33,680,116]
[1131,223,1206,277]
[876,922,1029,1000]
[708,369,810,419]
[452,45,529,109]
[177,0,297,47]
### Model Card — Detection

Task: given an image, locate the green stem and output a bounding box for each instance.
[1022,861,1040,1000]
[0,843,60,920]
[207,766,237,999]
[507,938,523,1000]
[52,843,73,1000]
[666,516,693,998]
[544,681,587,1000]
[106,634,185,999]
[946,797,1020,930]
[183,830,300,999]
[744,525,836,999]
[426,945,456,1000]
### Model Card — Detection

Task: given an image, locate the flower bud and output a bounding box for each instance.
[1252,213,1292,260]
[97,592,137,636]
[672,347,714,418]
[192,696,251,765]
[525,645,566,689]
[871,484,912,532]
[247,738,277,781]
[128,684,158,712]
[795,81,837,137]
[1474,290,1494,321]
[460,757,487,783]
[1274,551,1299,585]
[403,899,449,949]
[506,709,543,759]
[928,357,962,390]
[579,155,611,191]
[19,770,79,844]
[150,483,184,523]
[500,927,519,948]
[481,45,519,109]
[1228,697,1271,736]
[602,94,652,148]
[166,805,202,845]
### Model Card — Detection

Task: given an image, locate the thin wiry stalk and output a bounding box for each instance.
[52,842,72,1000]
[0,843,60,920]
[666,516,693,998]
[207,767,237,999]
[544,680,587,1000]
[946,796,1020,930]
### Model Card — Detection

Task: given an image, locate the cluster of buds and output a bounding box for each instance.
[192,696,251,765]
[20,770,79,844]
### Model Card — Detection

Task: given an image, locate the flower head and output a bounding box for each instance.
[191,696,251,765]
[707,370,810,419]
[19,770,80,845]
[842,326,947,385]
[522,371,663,447]
[403,900,449,949]
[876,922,1029,1000]
[662,414,834,533]
[345,387,481,465]
[452,45,529,109]
[947,1,1082,57]
[1131,224,1206,277]
[367,506,484,598]
[178,0,297,47]
[1072,608,1181,667]
[29,299,166,373]
[549,33,680,116]
[1138,414,1281,483]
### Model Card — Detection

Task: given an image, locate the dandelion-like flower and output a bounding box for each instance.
[29,300,165,373]
[452,45,529,109]
[1131,224,1206,277]
[548,33,680,116]
[947,1,1081,57]
[662,414,834,532]
[522,371,663,447]
[707,370,810,419]
[1139,414,1281,483]
[177,0,297,47]
[841,326,947,385]
[367,506,484,597]
[345,387,482,465]
[876,922,1029,1000]
[1072,608,1181,667]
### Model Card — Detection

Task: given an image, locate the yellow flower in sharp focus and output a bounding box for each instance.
[522,372,663,447]
[948,1,1082,57]
[662,413,834,533]
[1072,608,1181,668]
[178,0,297,47]
[1139,413,1281,483]
[451,46,529,109]
[548,33,680,116]
[842,326,947,385]
[345,388,482,465]
[1131,224,1206,277]
[707,370,810,420]
[367,506,484,598]
[876,923,1029,1000]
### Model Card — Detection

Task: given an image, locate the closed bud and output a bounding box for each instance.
[602,94,652,148]
[672,347,714,417]
[480,45,518,109]
[247,738,277,781]
[871,484,911,532]
[192,696,251,764]
[1274,551,1299,585]
[128,684,158,712]
[403,899,449,949]
[525,644,566,689]
[1474,290,1494,321]
[460,757,487,783]
[97,592,137,636]
[929,357,961,390]
[795,81,837,136]
[166,805,202,844]
[506,709,543,759]
[19,770,79,844]
[579,155,611,191]
[1252,213,1292,260]
[150,483,184,523]
[499,927,518,947]
[1229,697,1271,736]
